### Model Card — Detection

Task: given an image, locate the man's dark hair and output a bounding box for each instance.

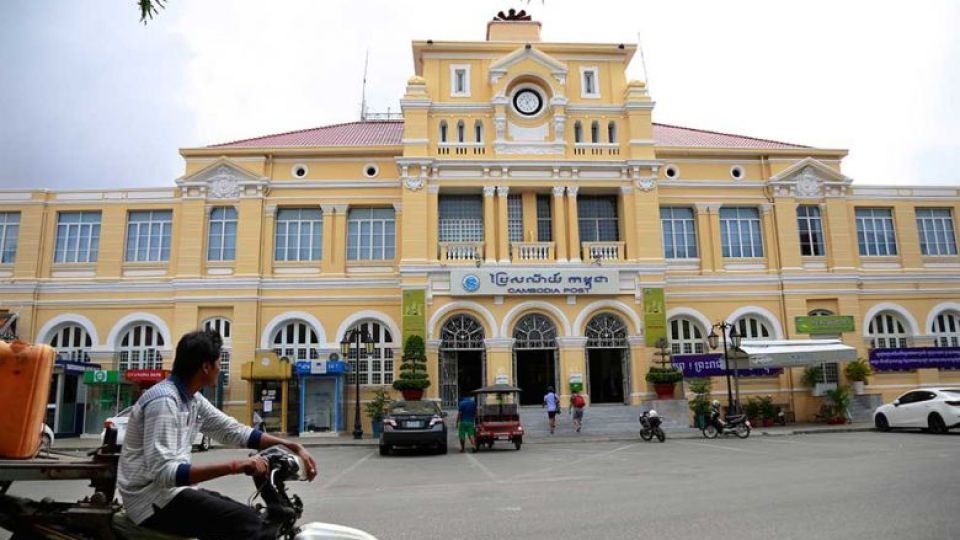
[172,329,223,379]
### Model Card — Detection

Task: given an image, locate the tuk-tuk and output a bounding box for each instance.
[472,384,524,451]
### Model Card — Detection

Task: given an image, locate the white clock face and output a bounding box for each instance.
[513,89,543,116]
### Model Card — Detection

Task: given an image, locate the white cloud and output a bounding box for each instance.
[1,0,958,188]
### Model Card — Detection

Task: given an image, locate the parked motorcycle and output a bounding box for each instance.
[702,408,751,439]
[0,429,377,540]
[639,410,666,442]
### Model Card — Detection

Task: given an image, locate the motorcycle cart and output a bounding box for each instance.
[473,384,524,451]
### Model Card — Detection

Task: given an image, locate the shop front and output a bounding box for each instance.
[82,370,135,436]
[241,352,295,435]
[294,356,347,435]
[47,359,101,437]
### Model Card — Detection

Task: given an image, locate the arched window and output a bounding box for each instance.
[513,314,558,349]
[585,313,627,348]
[439,121,448,143]
[271,321,320,361]
[203,317,232,386]
[574,121,583,143]
[50,324,93,363]
[734,315,773,340]
[117,323,164,371]
[590,121,599,143]
[344,320,395,385]
[474,120,483,143]
[808,309,834,317]
[932,311,960,348]
[456,120,465,143]
[607,121,617,143]
[669,318,705,355]
[868,312,910,349]
[440,314,485,350]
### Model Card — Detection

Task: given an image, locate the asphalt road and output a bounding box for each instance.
[3,432,959,540]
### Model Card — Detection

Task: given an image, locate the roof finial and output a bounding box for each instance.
[493,8,532,21]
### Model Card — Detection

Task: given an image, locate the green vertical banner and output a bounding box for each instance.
[642,288,666,346]
[402,289,426,343]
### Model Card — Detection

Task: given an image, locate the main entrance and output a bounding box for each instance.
[512,314,559,405]
[585,313,630,404]
[439,314,486,408]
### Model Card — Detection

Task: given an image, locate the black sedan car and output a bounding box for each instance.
[379,400,447,455]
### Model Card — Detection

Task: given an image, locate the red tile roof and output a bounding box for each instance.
[208,120,807,150]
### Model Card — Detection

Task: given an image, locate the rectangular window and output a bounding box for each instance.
[581,67,599,97]
[916,208,958,256]
[438,195,483,242]
[55,211,101,263]
[125,210,172,262]
[536,195,552,242]
[0,212,20,264]
[450,65,470,97]
[855,208,898,256]
[274,208,323,261]
[720,207,764,258]
[578,196,619,242]
[507,194,523,243]
[347,207,396,261]
[660,207,698,259]
[207,207,238,261]
[797,205,825,257]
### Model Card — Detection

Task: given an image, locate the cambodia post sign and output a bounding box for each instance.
[450,269,619,296]
[869,347,960,371]
[672,354,782,378]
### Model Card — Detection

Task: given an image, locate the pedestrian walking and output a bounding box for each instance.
[569,390,586,432]
[456,394,478,453]
[543,386,561,434]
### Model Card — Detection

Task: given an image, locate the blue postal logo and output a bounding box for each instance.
[461,274,481,293]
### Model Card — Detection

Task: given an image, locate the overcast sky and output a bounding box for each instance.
[1,0,958,190]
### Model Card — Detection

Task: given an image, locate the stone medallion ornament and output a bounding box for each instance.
[637,177,656,192]
[795,167,822,198]
[208,167,241,199]
[403,176,424,191]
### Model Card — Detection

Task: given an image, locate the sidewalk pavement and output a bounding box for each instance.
[50,422,875,452]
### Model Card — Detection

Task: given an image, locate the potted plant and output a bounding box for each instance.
[825,386,852,424]
[645,366,683,399]
[844,358,872,395]
[364,388,391,437]
[800,365,825,396]
[744,397,762,428]
[687,378,712,429]
[758,395,776,427]
[392,335,430,400]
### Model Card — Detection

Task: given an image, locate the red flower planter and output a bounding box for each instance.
[653,383,675,400]
[400,389,424,401]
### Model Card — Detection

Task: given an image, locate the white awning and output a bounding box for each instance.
[727,339,858,369]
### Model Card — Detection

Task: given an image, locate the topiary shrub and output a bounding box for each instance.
[392,335,431,392]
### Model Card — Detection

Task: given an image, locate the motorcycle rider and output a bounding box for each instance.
[710,399,726,428]
[118,329,318,539]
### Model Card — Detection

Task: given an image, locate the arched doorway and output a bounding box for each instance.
[512,314,558,405]
[585,313,629,404]
[439,314,486,408]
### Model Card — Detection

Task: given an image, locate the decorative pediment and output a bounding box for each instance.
[768,158,852,199]
[176,158,269,200]
[488,46,568,85]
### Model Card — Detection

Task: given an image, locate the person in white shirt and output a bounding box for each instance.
[543,386,561,434]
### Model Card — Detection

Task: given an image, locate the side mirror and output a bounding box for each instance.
[893,399,900,407]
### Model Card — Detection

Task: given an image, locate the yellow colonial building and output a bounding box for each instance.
[2,15,959,437]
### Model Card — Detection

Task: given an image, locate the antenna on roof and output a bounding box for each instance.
[360,49,370,121]
[637,32,650,86]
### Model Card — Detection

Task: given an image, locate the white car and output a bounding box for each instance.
[102,406,212,451]
[874,387,960,434]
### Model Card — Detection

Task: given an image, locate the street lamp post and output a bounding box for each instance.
[707,322,742,415]
[341,328,375,439]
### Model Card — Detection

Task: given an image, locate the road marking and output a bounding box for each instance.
[466,452,500,482]
[512,442,640,479]
[674,440,767,454]
[320,449,375,490]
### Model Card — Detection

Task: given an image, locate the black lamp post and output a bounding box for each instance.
[341,328,375,439]
[707,322,743,414]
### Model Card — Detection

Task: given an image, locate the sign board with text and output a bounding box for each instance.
[795,315,855,334]
[642,288,666,346]
[450,269,619,296]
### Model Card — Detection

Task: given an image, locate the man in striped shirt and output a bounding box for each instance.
[118,329,318,539]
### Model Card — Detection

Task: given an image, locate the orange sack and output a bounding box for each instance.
[0,340,55,459]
